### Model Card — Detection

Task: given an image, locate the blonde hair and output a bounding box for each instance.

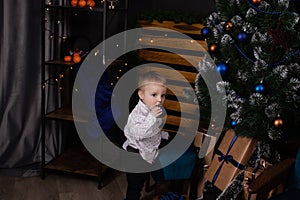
[138,71,167,89]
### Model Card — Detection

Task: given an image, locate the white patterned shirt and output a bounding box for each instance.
[122,100,169,164]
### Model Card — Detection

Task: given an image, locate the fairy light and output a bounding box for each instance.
[94,50,100,56]
[45,28,68,40]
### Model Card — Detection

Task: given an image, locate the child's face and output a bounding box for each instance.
[138,83,167,109]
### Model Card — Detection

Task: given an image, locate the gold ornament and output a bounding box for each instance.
[252,0,262,5]
[273,114,284,128]
[223,21,233,32]
[209,43,218,52]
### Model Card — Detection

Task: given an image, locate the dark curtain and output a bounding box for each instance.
[0,1,42,168]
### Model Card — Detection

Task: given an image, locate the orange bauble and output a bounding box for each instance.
[64,55,72,62]
[273,116,284,128]
[70,0,78,7]
[73,53,81,63]
[209,43,218,52]
[78,0,87,7]
[87,0,95,7]
[252,0,262,4]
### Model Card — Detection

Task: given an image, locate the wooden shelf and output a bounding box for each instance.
[45,107,87,122]
[42,0,129,188]
[45,146,106,177]
[45,60,77,67]
[45,4,128,12]
[45,4,104,12]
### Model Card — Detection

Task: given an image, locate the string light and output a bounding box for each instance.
[45,28,67,41]
[43,67,72,87]
[94,50,100,56]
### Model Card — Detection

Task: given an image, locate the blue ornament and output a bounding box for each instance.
[237,32,248,42]
[230,120,237,128]
[254,83,265,93]
[201,27,210,38]
[216,62,227,75]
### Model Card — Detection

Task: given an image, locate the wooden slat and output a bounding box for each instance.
[138,20,204,35]
[164,99,198,115]
[166,84,195,100]
[45,107,87,122]
[138,35,207,51]
[138,49,203,67]
[165,115,198,128]
[139,65,197,83]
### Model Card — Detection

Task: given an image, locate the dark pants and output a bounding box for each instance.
[126,171,149,200]
[125,146,163,200]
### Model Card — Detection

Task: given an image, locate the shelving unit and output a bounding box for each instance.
[41,0,128,189]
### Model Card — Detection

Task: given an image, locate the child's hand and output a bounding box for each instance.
[161,131,169,140]
[150,105,163,117]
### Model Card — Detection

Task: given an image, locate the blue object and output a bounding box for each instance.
[159,192,185,200]
[155,145,197,181]
[95,72,120,134]
[230,120,237,128]
[201,27,210,38]
[216,62,227,75]
[237,32,248,42]
[293,147,300,189]
[254,83,265,93]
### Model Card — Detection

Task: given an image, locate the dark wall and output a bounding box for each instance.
[127,0,216,28]
[69,0,216,50]
[151,0,216,16]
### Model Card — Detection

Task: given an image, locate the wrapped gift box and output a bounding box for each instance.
[204,129,257,191]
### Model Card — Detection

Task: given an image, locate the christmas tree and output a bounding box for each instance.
[196,0,300,141]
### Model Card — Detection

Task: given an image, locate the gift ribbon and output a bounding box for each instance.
[212,134,245,184]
